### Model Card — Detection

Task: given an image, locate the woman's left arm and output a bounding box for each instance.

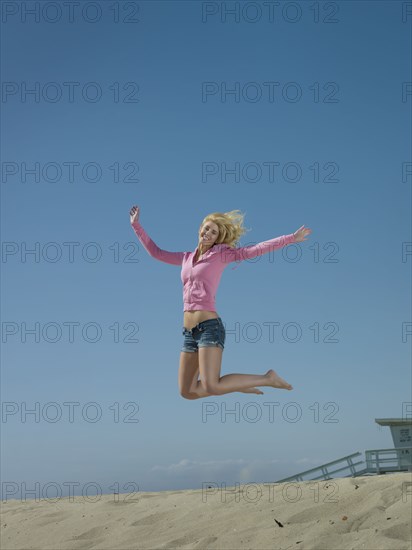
[221,225,312,263]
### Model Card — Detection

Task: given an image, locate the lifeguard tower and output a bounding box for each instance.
[371,418,412,473]
[274,417,412,483]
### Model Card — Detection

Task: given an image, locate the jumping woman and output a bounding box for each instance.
[130,206,311,400]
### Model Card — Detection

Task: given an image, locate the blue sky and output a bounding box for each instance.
[1,0,411,499]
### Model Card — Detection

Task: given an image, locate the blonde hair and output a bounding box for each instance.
[198,209,251,252]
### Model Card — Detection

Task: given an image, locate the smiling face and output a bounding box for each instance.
[198,220,219,250]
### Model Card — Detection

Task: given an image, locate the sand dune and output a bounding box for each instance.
[1,472,411,549]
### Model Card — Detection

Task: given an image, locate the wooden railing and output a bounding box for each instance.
[364,447,412,473]
[275,452,364,483]
[274,447,412,483]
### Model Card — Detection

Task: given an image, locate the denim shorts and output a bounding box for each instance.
[181,317,226,353]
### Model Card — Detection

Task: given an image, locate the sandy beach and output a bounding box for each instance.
[1,472,411,550]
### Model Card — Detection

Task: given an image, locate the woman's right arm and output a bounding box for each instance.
[130,206,184,266]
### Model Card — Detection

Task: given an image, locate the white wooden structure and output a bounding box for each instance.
[275,417,412,483]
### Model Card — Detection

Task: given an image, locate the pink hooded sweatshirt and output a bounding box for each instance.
[131,220,296,312]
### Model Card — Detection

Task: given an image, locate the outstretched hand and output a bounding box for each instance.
[293,225,312,242]
[130,205,140,224]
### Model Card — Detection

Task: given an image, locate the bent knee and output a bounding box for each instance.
[180,390,195,400]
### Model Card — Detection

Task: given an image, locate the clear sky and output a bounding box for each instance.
[1,0,411,500]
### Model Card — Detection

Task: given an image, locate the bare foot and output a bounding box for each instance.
[265,369,293,390]
[240,387,264,395]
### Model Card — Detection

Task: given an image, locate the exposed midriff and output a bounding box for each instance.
[183,310,219,331]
